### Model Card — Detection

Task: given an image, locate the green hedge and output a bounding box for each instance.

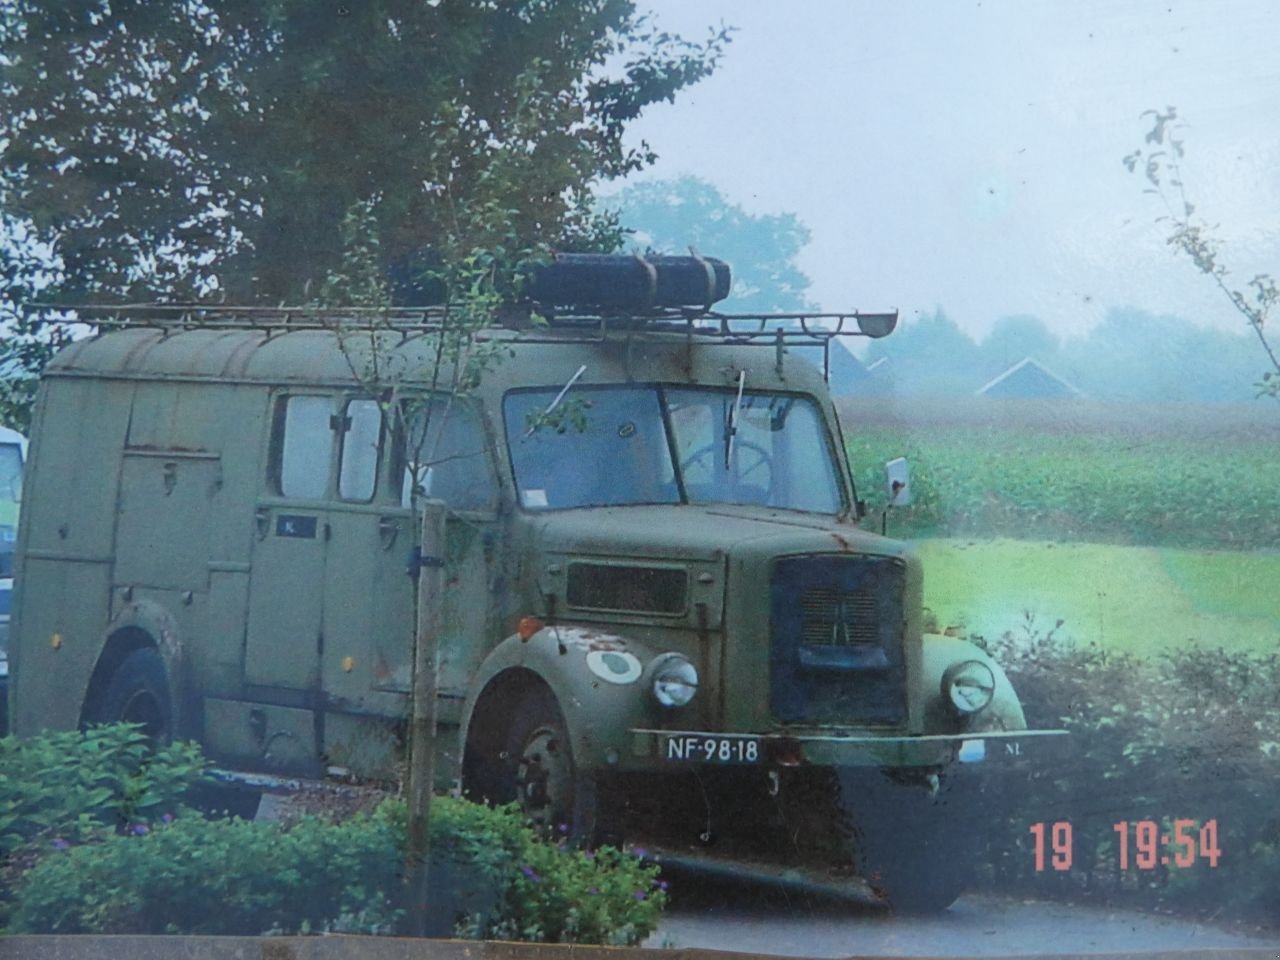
[966,623,1280,920]
[1,726,665,942]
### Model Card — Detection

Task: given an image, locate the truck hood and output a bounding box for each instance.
[528,503,911,564]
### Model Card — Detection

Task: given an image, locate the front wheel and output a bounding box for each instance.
[500,688,614,846]
[83,647,174,744]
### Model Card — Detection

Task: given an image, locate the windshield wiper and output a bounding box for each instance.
[724,369,746,470]
[525,364,587,438]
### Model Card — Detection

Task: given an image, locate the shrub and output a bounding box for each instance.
[9,805,405,935]
[967,621,1280,920]
[4,733,666,943]
[0,723,208,856]
[427,798,667,944]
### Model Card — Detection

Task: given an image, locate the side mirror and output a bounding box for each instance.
[885,457,912,508]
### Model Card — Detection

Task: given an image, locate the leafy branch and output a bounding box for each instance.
[1123,106,1280,399]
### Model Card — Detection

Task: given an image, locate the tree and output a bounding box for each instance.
[978,314,1061,379]
[1124,107,1280,400]
[864,307,981,396]
[0,0,730,424]
[610,176,815,313]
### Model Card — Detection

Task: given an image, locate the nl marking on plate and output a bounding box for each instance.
[665,735,761,764]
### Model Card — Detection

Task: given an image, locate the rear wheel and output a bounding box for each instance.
[84,648,173,744]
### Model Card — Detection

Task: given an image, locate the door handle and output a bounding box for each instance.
[255,507,270,540]
[379,516,400,550]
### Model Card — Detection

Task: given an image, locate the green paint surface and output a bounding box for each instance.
[915,538,1280,654]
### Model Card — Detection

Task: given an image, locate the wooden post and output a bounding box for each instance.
[406,497,446,935]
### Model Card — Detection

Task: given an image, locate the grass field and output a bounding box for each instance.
[916,537,1280,655]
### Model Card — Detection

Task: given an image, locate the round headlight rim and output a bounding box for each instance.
[649,651,699,709]
[941,659,996,715]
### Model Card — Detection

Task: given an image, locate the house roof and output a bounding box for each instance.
[976,356,1083,398]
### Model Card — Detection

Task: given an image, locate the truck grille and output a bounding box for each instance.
[798,588,880,646]
[770,555,907,725]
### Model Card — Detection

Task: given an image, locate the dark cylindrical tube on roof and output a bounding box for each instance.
[526,253,731,309]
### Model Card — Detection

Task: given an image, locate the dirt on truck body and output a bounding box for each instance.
[7,254,1064,912]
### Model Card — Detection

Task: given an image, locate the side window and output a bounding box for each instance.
[400,399,495,511]
[278,395,334,499]
[338,399,383,502]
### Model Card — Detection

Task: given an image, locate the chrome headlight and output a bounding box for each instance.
[942,660,995,715]
[650,653,699,708]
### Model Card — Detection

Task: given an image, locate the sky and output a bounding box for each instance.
[615,0,1280,344]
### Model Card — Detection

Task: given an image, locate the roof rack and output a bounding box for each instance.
[63,303,897,383]
[68,303,898,340]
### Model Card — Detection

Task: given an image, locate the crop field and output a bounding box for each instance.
[839,396,1280,550]
[837,397,1280,654]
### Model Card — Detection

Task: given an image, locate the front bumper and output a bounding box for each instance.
[629,726,1068,770]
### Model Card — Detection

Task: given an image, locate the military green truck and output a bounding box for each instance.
[8,255,1062,911]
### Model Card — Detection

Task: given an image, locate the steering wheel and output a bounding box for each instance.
[679,439,772,486]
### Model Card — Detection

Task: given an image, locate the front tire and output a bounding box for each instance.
[84,648,174,744]
[504,688,597,841]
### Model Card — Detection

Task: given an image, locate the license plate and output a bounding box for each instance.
[664,735,761,764]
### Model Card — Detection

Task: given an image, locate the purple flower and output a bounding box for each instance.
[557,822,569,834]
[588,886,599,896]
[631,847,648,859]
[160,813,174,824]
[51,838,70,850]
[632,890,647,901]
[520,866,542,882]
[131,823,149,836]
[657,880,669,891]
[583,850,595,860]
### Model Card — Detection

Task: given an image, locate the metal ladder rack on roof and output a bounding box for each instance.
[68,304,897,380]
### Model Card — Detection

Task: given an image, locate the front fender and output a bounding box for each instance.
[920,633,1027,733]
[462,624,665,770]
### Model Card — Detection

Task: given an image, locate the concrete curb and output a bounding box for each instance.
[2,938,1279,960]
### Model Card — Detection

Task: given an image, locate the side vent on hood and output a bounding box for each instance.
[566,563,688,615]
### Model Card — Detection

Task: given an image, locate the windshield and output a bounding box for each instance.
[503,386,844,513]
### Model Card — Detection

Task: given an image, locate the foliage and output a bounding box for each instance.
[8,804,406,936]
[0,724,207,857]
[863,308,983,396]
[8,792,666,942]
[976,314,1061,380]
[1124,107,1280,400]
[966,621,1280,921]
[0,724,208,928]
[860,304,1265,403]
[610,176,815,313]
[0,0,731,422]
[428,799,666,945]
[842,399,1280,549]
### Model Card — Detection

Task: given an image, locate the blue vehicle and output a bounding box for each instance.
[0,425,27,733]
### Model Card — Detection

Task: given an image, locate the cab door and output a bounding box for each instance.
[319,398,416,711]
[374,397,501,724]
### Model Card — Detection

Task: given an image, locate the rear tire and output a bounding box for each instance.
[84,648,173,744]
